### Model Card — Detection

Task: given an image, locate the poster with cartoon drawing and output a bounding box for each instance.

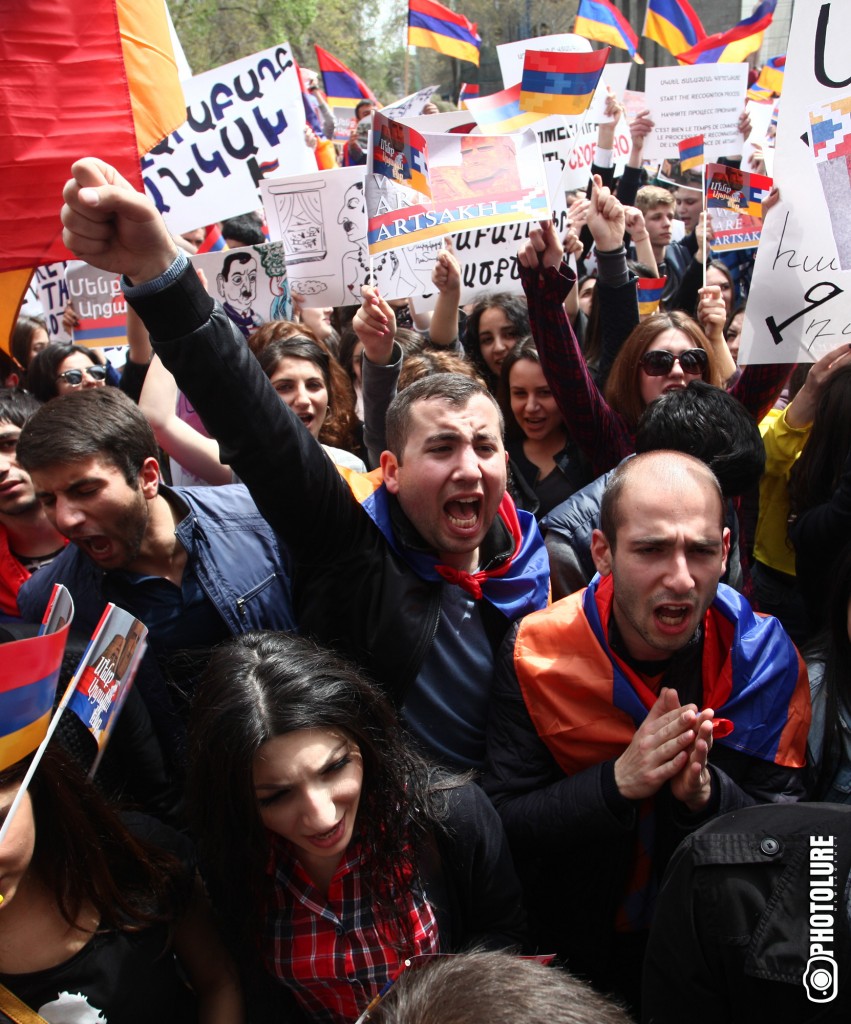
[261,167,438,306]
[190,242,292,334]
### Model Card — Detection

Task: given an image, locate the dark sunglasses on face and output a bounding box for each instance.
[638,348,708,377]
[55,365,108,386]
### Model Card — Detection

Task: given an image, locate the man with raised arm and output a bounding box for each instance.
[58,158,549,772]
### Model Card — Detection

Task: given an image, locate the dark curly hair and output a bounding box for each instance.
[252,329,360,452]
[462,293,530,393]
[187,631,456,953]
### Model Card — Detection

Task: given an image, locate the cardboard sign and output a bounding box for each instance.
[643,63,748,162]
[142,44,314,235]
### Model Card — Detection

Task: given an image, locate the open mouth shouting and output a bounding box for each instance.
[445,496,482,533]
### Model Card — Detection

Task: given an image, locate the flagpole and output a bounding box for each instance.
[701,161,706,290]
[0,667,80,846]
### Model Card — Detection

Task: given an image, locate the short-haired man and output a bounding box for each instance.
[58,157,550,771]
[485,451,810,1008]
[0,389,67,618]
[16,388,295,748]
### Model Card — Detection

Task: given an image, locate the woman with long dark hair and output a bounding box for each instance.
[461,293,529,393]
[187,631,525,1024]
[0,745,242,1022]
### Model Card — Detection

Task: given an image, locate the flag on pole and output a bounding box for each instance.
[756,54,785,95]
[458,82,479,109]
[642,0,705,58]
[315,44,377,110]
[464,83,547,134]
[0,584,72,772]
[677,0,776,65]
[678,134,704,171]
[574,0,644,64]
[637,277,666,316]
[408,0,481,65]
[519,47,610,116]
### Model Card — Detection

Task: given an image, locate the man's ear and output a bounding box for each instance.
[139,457,161,499]
[720,526,731,578]
[380,450,400,495]
[590,528,614,577]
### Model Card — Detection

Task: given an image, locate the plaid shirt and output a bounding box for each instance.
[264,836,439,1024]
[519,262,793,479]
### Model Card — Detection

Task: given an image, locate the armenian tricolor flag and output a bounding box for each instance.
[637,277,666,316]
[408,0,481,66]
[464,82,546,134]
[747,81,774,104]
[519,47,610,117]
[0,620,69,771]
[642,0,705,59]
[756,54,785,95]
[678,134,704,171]
[574,0,644,64]
[315,44,377,111]
[678,0,776,65]
[196,224,227,253]
[458,82,479,109]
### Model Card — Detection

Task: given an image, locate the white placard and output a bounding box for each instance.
[740,2,851,364]
[191,243,292,327]
[142,44,314,236]
[642,63,748,162]
[35,262,72,341]
[261,166,438,305]
[381,85,438,119]
[497,34,591,89]
[587,64,632,124]
[535,116,631,190]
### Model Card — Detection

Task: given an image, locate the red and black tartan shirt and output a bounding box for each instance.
[263,836,439,1024]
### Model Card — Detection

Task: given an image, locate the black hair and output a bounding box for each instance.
[220,250,256,278]
[187,632,457,952]
[0,387,42,428]
[461,293,530,393]
[10,315,48,370]
[220,214,265,247]
[635,380,765,497]
[17,387,157,485]
[25,343,104,403]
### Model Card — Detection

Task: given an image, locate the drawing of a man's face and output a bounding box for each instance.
[460,136,516,185]
[338,183,366,243]
[217,254,258,313]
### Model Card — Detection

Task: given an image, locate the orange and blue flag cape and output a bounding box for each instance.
[678,0,776,65]
[408,0,481,66]
[642,0,705,59]
[574,0,644,63]
[519,47,610,117]
[514,574,810,776]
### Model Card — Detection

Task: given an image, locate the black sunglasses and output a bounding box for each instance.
[638,348,708,377]
[55,365,108,386]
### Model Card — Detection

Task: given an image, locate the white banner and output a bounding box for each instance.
[642,64,748,162]
[740,1,851,364]
[142,44,314,235]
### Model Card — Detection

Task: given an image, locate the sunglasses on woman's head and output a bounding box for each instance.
[55,365,108,386]
[638,348,708,377]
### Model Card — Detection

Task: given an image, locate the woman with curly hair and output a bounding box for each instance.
[461,293,529,393]
[187,631,526,1024]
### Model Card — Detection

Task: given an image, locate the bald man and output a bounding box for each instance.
[484,451,811,1011]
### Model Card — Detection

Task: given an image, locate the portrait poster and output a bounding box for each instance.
[740,1,851,364]
[190,242,292,329]
[142,44,314,236]
[366,115,549,255]
[261,166,439,306]
[705,163,772,252]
